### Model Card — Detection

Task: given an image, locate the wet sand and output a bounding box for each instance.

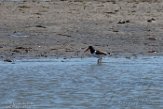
[0,0,163,60]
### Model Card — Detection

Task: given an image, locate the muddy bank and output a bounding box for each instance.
[0,0,163,60]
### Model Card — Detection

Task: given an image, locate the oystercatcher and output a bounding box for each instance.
[84,46,109,64]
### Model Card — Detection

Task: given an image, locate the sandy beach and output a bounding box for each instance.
[0,0,163,60]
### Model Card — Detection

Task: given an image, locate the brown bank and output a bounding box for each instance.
[0,0,163,61]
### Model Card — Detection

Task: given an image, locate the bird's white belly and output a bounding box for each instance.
[93,52,102,58]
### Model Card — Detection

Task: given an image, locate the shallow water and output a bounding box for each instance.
[0,57,162,109]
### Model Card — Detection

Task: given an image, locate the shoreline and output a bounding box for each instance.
[2,53,163,62]
[2,55,163,64]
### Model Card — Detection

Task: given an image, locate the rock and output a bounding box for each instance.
[148,37,156,41]
[148,50,157,53]
[147,18,155,22]
[35,25,46,28]
[4,59,12,62]
[118,20,130,24]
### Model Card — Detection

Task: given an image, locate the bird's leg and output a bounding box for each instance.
[97,57,102,64]
[97,59,100,64]
[99,57,102,63]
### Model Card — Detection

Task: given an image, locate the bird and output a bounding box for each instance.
[84,46,109,64]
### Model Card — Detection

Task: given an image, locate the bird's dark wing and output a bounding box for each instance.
[96,50,107,55]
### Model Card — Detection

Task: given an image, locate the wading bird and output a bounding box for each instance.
[84,46,109,64]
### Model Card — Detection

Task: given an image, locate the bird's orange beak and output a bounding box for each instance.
[84,47,89,53]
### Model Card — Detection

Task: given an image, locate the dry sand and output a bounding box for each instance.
[0,0,163,60]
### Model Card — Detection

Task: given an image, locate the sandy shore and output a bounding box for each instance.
[0,0,163,60]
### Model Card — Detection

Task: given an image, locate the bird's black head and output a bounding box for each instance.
[88,46,93,49]
[84,46,95,54]
[88,46,95,54]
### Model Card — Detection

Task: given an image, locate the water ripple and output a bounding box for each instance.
[0,56,162,109]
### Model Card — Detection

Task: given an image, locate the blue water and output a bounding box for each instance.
[0,57,162,109]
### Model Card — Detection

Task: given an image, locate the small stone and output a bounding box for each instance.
[148,50,157,53]
[4,59,12,62]
[148,37,156,41]
[35,25,46,28]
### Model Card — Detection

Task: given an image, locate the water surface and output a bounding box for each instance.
[0,57,162,109]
